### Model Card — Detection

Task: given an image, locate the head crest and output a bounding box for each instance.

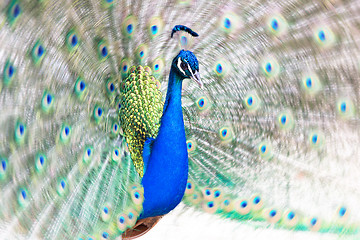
[171,25,199,38]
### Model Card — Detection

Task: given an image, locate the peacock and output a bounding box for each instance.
[0,0,360,239]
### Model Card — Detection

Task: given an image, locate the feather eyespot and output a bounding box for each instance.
[186,190,202,205]
[251,195,263,210]
[213,59,229,77]
[202,200,218,214]
[152,58,165,77]
[337,98,354,119]
[32,41,46,64]
[201,187,214,201]
[97,41,109,60]
[35,153,47,174]
[127,185,144,211]
[93,106,104,123]
[101,204,111,222]
[243,91,261,112]
[101,232,109,240]
[74,78,87,99]
[240,201,247,208]
[221,198,234,212]
[106,79,116,96]
[14,121,26,145]
[3,61,16,86]
[135,44,148,63]
[308,130,324,149]
[18,187,29,207]
[112,148,121,163]
[219,11,241,35]
[301,73,322,96]
[120,58,131,79]
[277,110,294,130]
[131,188,144,206]
[253,196,260,204]
[267,14,288,37]
[66,30,79,51]
[287,211,295,220]
[60,124,71,143]
[180,36,188,46]
[111,122,120,136]
[236,199,251,215]
[265,208,281,223]
[0,157,8,180]
[337,206,348,219]
[122,16,137,38]
[185,180,195,195]
[195,96,211,112]
[175,31,195,49]
[258,141,273,160]
[261,57,279,79]
[7,0,21,25]
[57,178,68,196]
[41,91,54,113]
[213,188,223,202]
[186,140,196,153]
[148,17,163,38]
[219,126,233,142]
[195,96,209,111]
[82,146,93,164]
[125,209,138,227]
[284,210,298,227]
[117,214,127,232]
[314,26,335,48]
[308,217,321,231]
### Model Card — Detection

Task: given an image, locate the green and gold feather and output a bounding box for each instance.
[119,65,163,176]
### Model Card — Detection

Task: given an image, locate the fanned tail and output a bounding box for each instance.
[1,0,360,239]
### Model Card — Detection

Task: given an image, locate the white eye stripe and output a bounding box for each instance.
[186,62,197,79]
[177,58,186,75]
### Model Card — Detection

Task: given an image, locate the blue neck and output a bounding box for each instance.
[163,69,182,113]
[140,67,189,219]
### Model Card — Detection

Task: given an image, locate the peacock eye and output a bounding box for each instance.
[180,61,187,71]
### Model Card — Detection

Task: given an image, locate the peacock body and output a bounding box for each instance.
[0,0,360,239]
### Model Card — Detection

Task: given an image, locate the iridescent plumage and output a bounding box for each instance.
[0,0,360,239]
[120,65,163,176]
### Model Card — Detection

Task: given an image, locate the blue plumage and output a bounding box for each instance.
[171,25,199,38]
[141,47,200,219]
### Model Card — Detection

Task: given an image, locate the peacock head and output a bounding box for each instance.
[172,49,202,87]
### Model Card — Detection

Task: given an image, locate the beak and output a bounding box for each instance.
[190,71,203,88]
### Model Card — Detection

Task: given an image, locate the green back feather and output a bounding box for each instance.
[120,65,163,176]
